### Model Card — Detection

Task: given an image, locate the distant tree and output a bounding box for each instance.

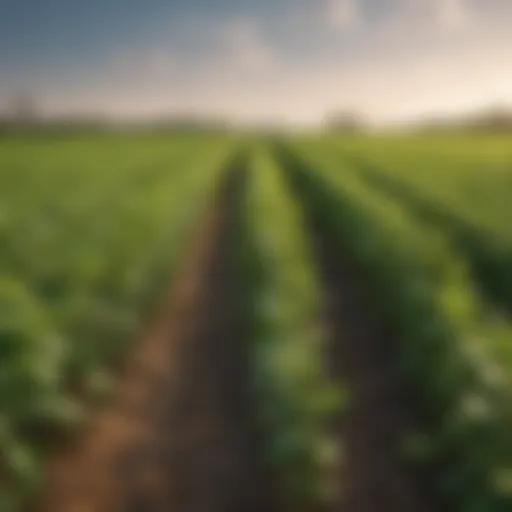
[416,103,512,134]
[473,104,512,131]
[326,110,365,133]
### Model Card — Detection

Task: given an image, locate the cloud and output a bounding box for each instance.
[323,0,361,31]
[388,0,472,33]
[94,16,278,94]
[106,47,176,85]
[435,0,470,29]
[209,17,277,75]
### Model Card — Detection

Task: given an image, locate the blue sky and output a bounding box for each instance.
[1,0,512,124]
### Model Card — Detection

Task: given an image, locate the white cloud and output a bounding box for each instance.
[391,0,472,33]
[212,18,277,75]
[97,16,276,92]
[323,0,361,31]
[436,0,470,30]
[107,48,176,83]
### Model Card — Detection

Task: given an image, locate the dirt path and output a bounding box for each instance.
[313,236,437,512]
[276,148,440,512]
[40,164,273,512]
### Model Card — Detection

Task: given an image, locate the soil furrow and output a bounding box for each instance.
[39,161,272,512]
[314,239,435,512]
[277,148,439,512]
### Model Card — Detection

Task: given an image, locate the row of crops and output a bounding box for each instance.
[279,135,512,510]
[0,134,235,509]
[328,135,512,311]
[239,147,343,509]
[237,137,512,510]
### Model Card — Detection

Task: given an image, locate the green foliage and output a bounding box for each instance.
[323,135,512,311]
[280,140,512,511]
[240,148,345,509]
[3,130,512,510]
[0,133,235,508]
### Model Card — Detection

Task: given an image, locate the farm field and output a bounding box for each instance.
[1,132,512,511]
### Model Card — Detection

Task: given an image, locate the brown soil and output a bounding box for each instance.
[307,222,439,512]
[39,166,274,512]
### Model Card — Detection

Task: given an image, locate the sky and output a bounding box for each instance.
[1,0,512,125]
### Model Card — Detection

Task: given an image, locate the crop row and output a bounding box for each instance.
[0,135,234,510]
[278,141,512,511]
[238,147,343,509]
[318,138,512,312]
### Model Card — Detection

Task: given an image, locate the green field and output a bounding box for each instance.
[1,132,512,511]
